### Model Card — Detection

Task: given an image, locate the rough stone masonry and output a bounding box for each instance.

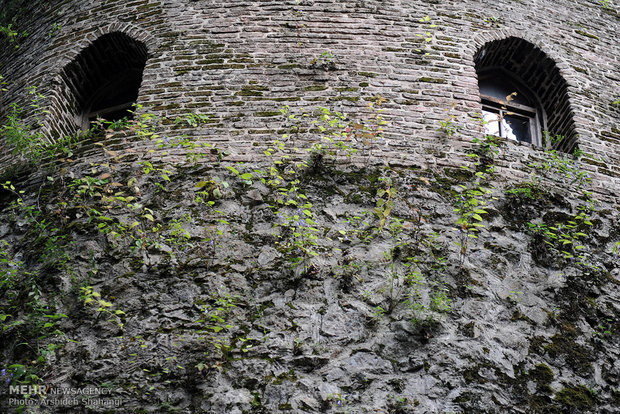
[0,0,618,413]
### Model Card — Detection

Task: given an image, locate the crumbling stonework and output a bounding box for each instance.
[0,0,618,413]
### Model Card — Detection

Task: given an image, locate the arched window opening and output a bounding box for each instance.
[474,37,577,153]
[62,32,148,130]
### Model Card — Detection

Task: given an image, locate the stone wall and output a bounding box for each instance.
[0,0,619,413]
[1,0,619,191]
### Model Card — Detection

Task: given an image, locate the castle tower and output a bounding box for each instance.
[1,1,618,412]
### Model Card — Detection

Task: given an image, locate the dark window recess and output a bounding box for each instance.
[478,72,543,146]
[474,37,578,153]
[479,75,541,145]
[87,76,142,124]
[62,32,148,130]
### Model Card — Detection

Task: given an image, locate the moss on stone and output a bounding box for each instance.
[260,97,301,102]
[151,103,181,111]
[236,90,263,96]
[575,30,599,40]
[331,96,359,102]
[244,85,269,91]
[358,71,379,77]
[511,310,534,323]
[203,64,246,70]
[193,57,226,64]
[460,321,475,337]
[454,392,474,403]
[544,331,593,375]
[254,111,281,117]
[277,64,301,69]
[555,385,596,410]
[303,85,328,91]
[529,363,554,391]
[462,364,488,384]
[418,77,447,84]
[271,369,298,385]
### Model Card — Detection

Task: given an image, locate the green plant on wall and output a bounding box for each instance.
[415,16,437,55]
[258,138,320,266]
[174,113,209,128]
[437,103,460,137]
[347,95,388,163]
[279,96,387,166]
[367,196,452,325]
[0,23,18,44]
[0,0,30,49]
[451,128,501,266]
[48,22,62,37]
[1,86,50,163]
[195,290,255,368]
[530,134,591,189]
[373,176,395,232]
[524,134,603,270]
[80,286,126,329]
[527,202,595,264]
[452,170,493,266]
[0,238,68,393]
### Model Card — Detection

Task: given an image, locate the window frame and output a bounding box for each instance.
[477,68,547,147]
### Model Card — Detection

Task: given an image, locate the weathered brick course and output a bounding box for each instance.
[0,1,616,191]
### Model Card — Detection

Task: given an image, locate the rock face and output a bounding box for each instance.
[0,0,618,413]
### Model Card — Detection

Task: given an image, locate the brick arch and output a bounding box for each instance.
[40,25,157,139]
[57,23,157,69]
[470,29,574,76]
[55,30,151,133]
[467,31,579,153]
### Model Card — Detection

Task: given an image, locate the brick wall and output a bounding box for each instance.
[1,1,618,196]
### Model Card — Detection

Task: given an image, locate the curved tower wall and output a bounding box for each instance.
[1,0,618,196]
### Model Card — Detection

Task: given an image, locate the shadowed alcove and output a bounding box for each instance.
[61,32,148,130]
[474,37,577,153]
